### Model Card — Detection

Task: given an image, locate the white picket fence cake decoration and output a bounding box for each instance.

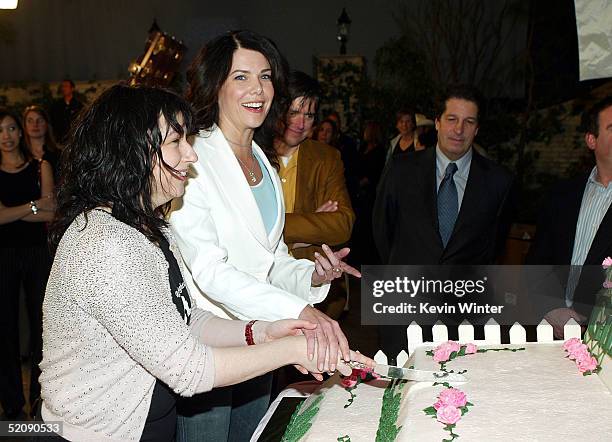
[372,317,582,366]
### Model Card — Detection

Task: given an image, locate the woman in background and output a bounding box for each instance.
[23,105,61,177]
[314,118,339,147]
[0,109,54,420]
[314,117,359,206]
[353,120,386,265]
[385,109,416,165]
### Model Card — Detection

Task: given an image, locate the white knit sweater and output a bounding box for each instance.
[40,211,216,441]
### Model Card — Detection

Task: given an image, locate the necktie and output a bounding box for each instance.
[438,162,458,248]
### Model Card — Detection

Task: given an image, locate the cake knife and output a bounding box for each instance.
[374,364,467,382]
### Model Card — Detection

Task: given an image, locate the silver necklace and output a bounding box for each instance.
[225,136,258,183]
[235,153,258,183]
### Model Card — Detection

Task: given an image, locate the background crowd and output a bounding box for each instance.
[1,28,611,441]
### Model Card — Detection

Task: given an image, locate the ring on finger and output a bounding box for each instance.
[332,267,341,273]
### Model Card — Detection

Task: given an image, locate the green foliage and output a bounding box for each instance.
[316,59,366,137]
[585,273,612,363]
[0,83,55,116]
[366,35,436,133]
[375,380,405,442]
[282,394,325,442]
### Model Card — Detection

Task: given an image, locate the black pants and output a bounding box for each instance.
[0,247,51,417]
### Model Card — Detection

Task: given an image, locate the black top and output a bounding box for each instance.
[0,160,47,248]
[392,138,415,157]
[139,235,192,442]
[50,98,84,143]
[42,149,60,180]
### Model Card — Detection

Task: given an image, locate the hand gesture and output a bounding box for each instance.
[311,244,361,286]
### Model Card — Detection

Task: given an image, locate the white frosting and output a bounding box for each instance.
[297,343,612,441]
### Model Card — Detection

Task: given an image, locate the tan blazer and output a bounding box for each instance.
[284,139,355,261]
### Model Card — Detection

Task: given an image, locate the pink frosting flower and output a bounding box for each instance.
[436,405,462,425]
[465,343,477,354]
[562,337,582,352]
[602,257,612,269]
[577,356,598,373]
[603,280,612,289]
[433,347,453,363]
[438,388,468,408]
[568,344,589,361]
[341,375,358,388]
[433,341,461,362]
[447,341,461,353]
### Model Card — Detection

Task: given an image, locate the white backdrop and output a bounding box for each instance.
[574,0,612,81]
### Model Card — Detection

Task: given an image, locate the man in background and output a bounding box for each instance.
[527,96,612,337]
[50,79,84,143]
[275,71,355,317]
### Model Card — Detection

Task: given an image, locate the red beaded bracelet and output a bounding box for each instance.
[245,320,257,346]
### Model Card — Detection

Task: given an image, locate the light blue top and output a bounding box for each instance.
[436,146,473,210]
[251,153,278,235]
[565,166,612,305]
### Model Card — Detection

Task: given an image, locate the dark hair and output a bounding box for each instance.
[363,120,384,147]
[436,84,482,120]
[23,105,59,154]
[395,109,416,127]
[62,79,75,88]
[50,84,195,248]
[313,118,339,146]
[583,96,612,136]
[288,71,322,114]
[326,110,340,120]
[0,108,30,166]
[186,30,289,166]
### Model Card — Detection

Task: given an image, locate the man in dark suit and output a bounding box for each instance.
[373,85,514,359]
[526,96,612,338]
[50,79,84,143]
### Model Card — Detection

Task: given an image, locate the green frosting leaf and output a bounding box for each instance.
[282,394,324,442]
[375,380,406,442]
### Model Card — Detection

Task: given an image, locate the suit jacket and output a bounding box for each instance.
[384,134,402,165]
[373,147,514,265]
[169,125,329,321]
[526,174,612,315]
[284,139,355,261]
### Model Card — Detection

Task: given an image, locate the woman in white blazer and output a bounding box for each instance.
[169,30,359,441]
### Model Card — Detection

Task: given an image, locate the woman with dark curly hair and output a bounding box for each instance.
[0,108,54,421]
[169,30,357,441]
[39,84,370,441]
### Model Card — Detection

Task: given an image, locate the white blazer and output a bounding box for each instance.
[169,125,329,321]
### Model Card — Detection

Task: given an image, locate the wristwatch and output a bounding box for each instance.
[30,200,38,215]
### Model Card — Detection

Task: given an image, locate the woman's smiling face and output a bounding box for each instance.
[217,48,274,133]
